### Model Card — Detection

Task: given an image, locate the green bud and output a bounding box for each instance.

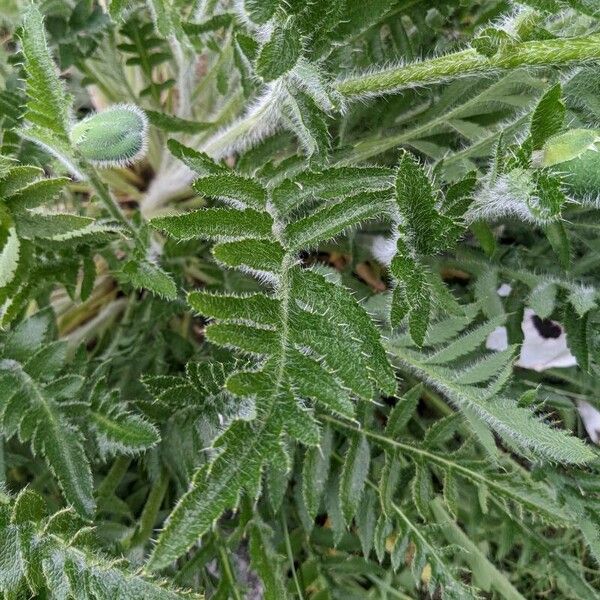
[539,128,600,196]
[539,129,600,168]
[70,104,148,168]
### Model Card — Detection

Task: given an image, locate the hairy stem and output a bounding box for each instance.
[325,417,566,522]
[96,456,132,498]
[82,165,137,236]
[201,82,284,159]
[0,436,4,487]
[336,34,600,97]
[126,468,170,550]
[281,509,305,600]
[216,536,243,600]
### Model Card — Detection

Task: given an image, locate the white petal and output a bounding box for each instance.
[577,400,600,444]
[497,283,512,297]
[515,308,577,371]
[486,326,508,351]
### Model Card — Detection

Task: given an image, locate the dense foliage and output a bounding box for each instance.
[2,1,600,598]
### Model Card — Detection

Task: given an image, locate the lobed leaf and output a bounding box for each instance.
[151,208,273,241]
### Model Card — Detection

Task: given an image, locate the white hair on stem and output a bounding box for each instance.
[141,82,286,217]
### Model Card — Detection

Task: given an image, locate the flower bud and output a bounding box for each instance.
[540,128,600,196]
[70,104,148,168]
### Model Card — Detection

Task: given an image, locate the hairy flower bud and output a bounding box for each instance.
[70,104,148,168]
[540,128,600,196]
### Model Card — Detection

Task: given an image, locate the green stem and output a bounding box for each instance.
[96,456,131,498]
[216,536,243,600]
[365,575,415,600]
[330,450,464,593]
[82,165,137,236]
[0,435,5,487]
[336,34,600,98]
[404,374,452,416]
[173,542,214,586]
[281,510,305,600]
[126,469,170,549]
[323,415,566,522]
[335,75,539,165]
[430,498,526,600]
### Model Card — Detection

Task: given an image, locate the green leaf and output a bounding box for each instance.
[563,309,590,371]
[0,227,19,289]
[0,165,44,197]
[0,524,25,593]
[325,472,346,546]
[90,381,160,456]
[212,239,284,275]
[568,284,597,316]
[530,83,565,150]
[248,518,289,600]
[151,208,274,241]
[472,27,515,58]
[528,281,557,319]
[395,152,454,254]
[474,269,503,319]
[121,260,178,300]
[340,433,370,523]
[205,322,279,355]
[471,221,496,256]
[389,336,596,464]
[303,427,333,522]
[453,346,517,385]
[148,418,281,570]
[283,191,390,250]
[3,309,54,363]
[7,177,69,210]
[146,110,213,133]
[271,165,394,216]
[20,5,72,140]
[540,128,599,167]
[291,268,396,396]
[287,348,354,417]
[281,90,330,158]
[424,315,506,364]
[108,0,128,20]
[256,15,302,81]
[390,154,463,345]
[182,14,234,35]
[188,291,280,326]
[412,462,433,519]
[356,487,377,557]
[385,385,421,437]
[0,491,200,598]
[23,340,67,378]
[193,174,267,209]
[0,362,95,519]
[431,499,527,600]
[545,221,571,269]
[390,250,431,345]
[167,139,227,176]
[245,0,279,24]
[15,213,94,240]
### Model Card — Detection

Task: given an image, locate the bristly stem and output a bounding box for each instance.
[336,34,600,97]
[126,468,170,550]
[82,164,138,237]
[96,456,131,498]
[281,509,305,600]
